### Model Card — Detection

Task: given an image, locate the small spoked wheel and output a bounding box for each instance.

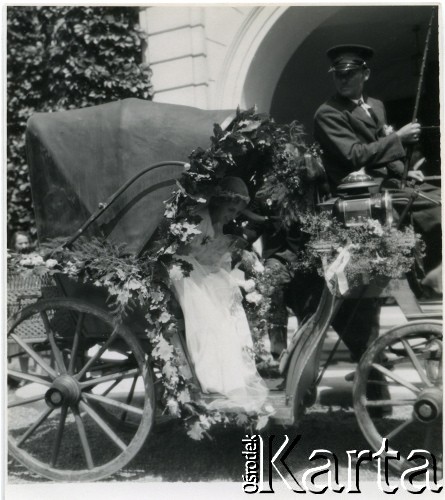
[353,321,442,474]
[7,298,155,482]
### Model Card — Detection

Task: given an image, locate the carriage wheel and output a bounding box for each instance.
[353,321,442,474]
[7,298,155,482]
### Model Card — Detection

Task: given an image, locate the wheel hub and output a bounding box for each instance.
[413,387,443,423]
[45,374,81,409]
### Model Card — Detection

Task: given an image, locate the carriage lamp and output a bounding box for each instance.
[319,169,395,227]
[334,191,394,227]
[318,191,394,227]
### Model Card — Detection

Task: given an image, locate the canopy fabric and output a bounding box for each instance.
[26,98,232,253]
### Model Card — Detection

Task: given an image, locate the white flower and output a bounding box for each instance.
[199,414,212,429]
[383,124,395,136]
[126,279,141,290]
[253,260,265,273]
[45,258,58,269]
[169,264,184,281]
[159,311,172,324]
[266,198,273,206]
[240,279,256,293]
[187,421,205,440]
[367,219,384,236]
[170,222,201,242]
[153,336,174,360]
[166,398,180,416]
[245,291,263,305]
[19,253,43,267]
[30,254,44,266]
[164,205,176,219]
[256,415,269,430]
[177,389,191,404]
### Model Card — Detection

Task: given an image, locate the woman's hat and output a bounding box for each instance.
[213,176,250,204]
[327,44,374,73]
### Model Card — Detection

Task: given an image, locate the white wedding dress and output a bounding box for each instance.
[172,209,268,412]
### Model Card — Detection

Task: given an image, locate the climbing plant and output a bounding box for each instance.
[7,6,153,240]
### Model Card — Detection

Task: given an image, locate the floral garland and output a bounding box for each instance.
[9,108,318,439]
[9,238,275,439]
[8,107,420,439]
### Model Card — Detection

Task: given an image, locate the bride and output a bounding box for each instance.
[171,177,268,412]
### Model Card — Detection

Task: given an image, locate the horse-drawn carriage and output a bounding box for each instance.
[7,99,442,482]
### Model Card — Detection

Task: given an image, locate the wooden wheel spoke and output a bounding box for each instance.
[366,399,415,407]
[8,393,45,408]
[51,404,68,467]
[68,313,84,375]
[7,299,155,482]
[8,369,52,387]
[83,392,144,416]
[101,378,123,397]
[385,418,414,440]
[17,407,54,447]
[79,400,127,451]
[40,311,66,374]
[121,375,138,423]
[75,329,119,381]
[86,361,133,373]
[401,339,433,387]
[371,363,420,394]
[9,334,57,379]
[383,353,430,368]
[79,368,140,389]
[72,406,94,469]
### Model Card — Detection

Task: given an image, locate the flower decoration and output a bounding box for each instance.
[292,211,421,288]
[8,107,419,439]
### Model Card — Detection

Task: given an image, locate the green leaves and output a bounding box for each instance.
[7,6,153,239]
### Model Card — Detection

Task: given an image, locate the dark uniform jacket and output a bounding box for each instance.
[314,94,406,190]
[314,93,441,236]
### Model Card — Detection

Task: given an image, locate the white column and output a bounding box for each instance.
[139,6,209,108]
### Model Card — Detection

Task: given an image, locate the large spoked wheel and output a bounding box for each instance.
[353,321,442,473]
[7,298,155,482]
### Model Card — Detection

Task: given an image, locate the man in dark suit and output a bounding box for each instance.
[312,45,442,415]
[314,44,441,293]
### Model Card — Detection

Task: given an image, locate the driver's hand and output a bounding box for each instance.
[407,170,425,183]
[396,121,421,144]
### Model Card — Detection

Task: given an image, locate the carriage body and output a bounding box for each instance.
[8,100,442,481]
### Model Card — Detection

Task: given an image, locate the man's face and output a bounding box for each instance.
[332,68,370,99]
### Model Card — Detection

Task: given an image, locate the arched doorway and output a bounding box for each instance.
[270,5,438,141]
[222,5,439,171]
[215,6,342,110]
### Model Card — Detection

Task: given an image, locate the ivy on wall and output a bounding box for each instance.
[7,6,153,241]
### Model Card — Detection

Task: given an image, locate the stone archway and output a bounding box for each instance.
[215,6,341,111]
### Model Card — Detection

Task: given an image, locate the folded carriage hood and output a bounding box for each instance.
[26,98,232,253]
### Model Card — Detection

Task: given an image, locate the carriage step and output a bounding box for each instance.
[199,382,291,425]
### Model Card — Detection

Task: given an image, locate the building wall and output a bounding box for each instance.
[140,5,438,139]
[139,6,254,109]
